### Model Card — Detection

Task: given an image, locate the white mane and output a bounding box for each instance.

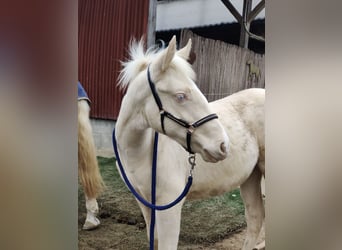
[118,38,196,90]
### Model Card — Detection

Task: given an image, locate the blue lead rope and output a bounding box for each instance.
[112,129,193,250]
[149,131,158,250]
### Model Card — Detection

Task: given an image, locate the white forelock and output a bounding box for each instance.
[118,38,196,90]
[118,39,158,90]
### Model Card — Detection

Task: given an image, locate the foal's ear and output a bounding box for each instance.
[177,38,192,61]
[153,35,177,74]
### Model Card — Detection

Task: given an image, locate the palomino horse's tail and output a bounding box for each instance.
[78,100,105,198]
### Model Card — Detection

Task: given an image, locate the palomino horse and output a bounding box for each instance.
[78,82,105,230]
[115,36,265,249]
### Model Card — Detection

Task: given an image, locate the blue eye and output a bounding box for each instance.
[175,93,186,103]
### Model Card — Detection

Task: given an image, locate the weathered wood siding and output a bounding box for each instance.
[180,30,265,102]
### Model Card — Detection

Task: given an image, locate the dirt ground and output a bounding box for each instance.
[78,155,264,250]
[78,213,264,250]
[78,209,262,250]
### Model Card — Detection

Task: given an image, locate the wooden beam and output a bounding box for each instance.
[221,0,242,23]
[248,0,265,22]
[147,0,157,47]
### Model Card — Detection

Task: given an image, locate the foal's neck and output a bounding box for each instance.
[115,92,154,160]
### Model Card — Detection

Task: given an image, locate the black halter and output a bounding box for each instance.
[147,66,218,154]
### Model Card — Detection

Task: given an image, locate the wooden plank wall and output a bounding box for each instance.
[180,29,265,102]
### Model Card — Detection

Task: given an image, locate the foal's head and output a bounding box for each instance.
[119,36,228,162]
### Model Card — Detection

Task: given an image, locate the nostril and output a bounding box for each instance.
[220,142,226,154]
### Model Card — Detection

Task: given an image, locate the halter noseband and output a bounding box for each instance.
[147,66,218,154]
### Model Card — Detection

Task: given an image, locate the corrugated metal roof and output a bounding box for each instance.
[79,0,149,120]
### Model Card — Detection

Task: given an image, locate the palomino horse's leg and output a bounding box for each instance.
[253,240,265,250]
[240,167,265,250]
[78,100,104,230]
[83,196,100,230]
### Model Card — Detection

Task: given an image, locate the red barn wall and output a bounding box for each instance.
[79,0,149,120]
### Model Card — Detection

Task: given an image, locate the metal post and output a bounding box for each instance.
[147,0,157,47]
[239,0,252,48]
[221,0,242,23]
[248,0,265,22]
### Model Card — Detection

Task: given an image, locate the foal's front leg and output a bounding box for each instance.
[138,196,185,250]
[156,202,184,250]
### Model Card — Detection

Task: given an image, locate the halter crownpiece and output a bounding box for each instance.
[147,66,218,154]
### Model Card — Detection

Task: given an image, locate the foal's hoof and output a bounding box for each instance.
[82,216,100,230]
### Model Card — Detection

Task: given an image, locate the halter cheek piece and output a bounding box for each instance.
[147,66,218,154]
